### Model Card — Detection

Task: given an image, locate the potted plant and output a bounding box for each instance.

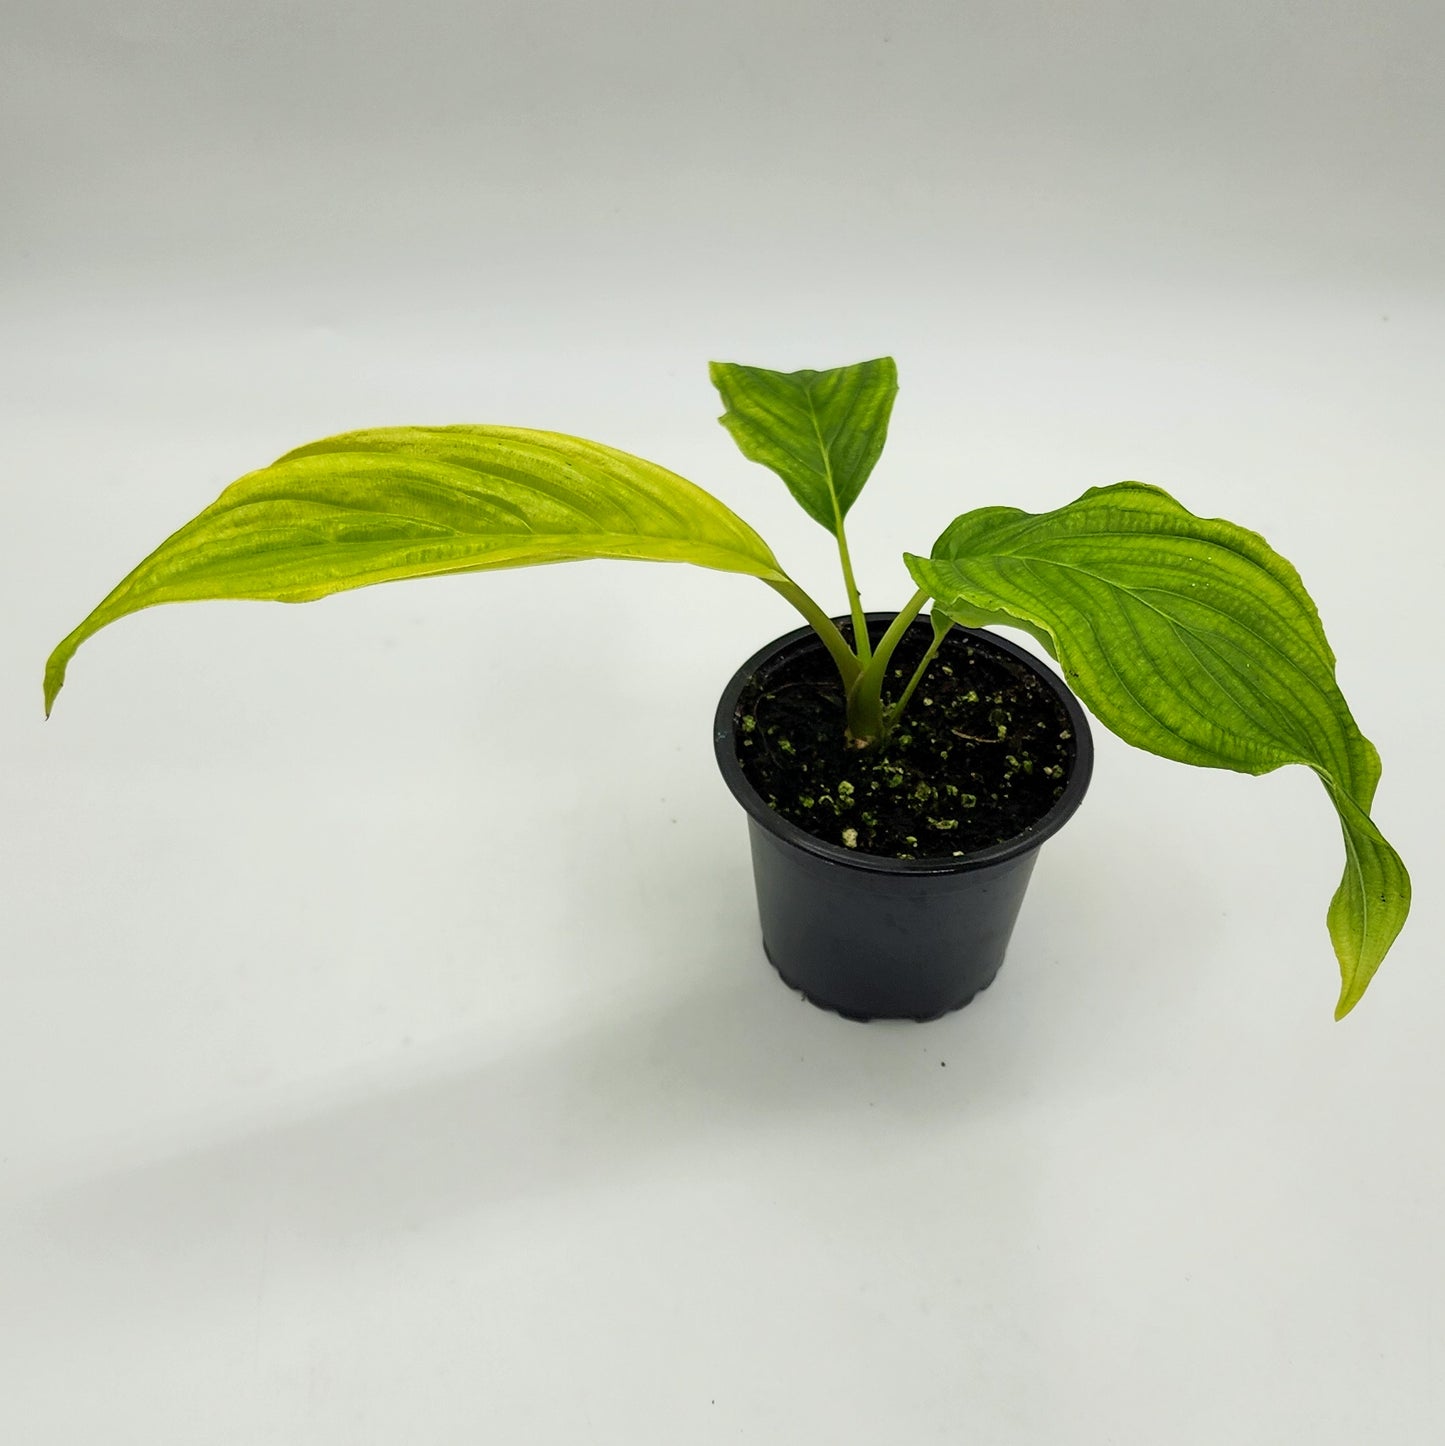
[44,358,1410,1021]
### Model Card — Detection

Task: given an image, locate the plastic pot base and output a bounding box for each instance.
[765,944,1003,1024]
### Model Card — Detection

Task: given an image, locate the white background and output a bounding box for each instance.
[3,3,1442,1441]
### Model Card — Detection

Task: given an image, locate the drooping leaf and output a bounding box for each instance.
[46,425,785,713]
[905,481,1409,1017]
[709,357,898,532]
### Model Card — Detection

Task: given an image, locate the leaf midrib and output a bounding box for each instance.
[799,378,846,534]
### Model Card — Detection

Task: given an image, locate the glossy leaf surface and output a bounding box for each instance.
[906,481,1409,1017]
[46,426,784,712]
[709,357,898,532]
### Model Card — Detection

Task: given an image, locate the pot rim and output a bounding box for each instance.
[714,611,1094,877]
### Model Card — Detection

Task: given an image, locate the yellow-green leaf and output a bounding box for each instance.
[46,425,785,713]
[906,482,1409,1017]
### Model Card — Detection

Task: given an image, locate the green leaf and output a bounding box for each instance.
[46,425,785,713]
[709,357,898,532]
[905,481,1410,1017]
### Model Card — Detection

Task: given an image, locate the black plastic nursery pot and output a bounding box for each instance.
[715,614,1094,1022]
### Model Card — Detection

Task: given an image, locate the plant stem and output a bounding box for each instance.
[886,619,951,727]
[765,576,862,688]
[845,587,930,745]
[835,525,870,665]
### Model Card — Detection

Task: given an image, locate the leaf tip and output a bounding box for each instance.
[1333,951,1380,1021]
[43,642,73,718]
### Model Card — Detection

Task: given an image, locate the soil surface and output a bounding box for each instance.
[732,623,1077,860]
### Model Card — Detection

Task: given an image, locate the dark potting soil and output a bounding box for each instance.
[732,626,1077,860]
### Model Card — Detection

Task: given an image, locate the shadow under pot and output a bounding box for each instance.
[714,613,1093,1022]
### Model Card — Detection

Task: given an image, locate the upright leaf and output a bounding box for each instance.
[905,482,1409,1017]
[709,358,898,532]
[46,425,785,712]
